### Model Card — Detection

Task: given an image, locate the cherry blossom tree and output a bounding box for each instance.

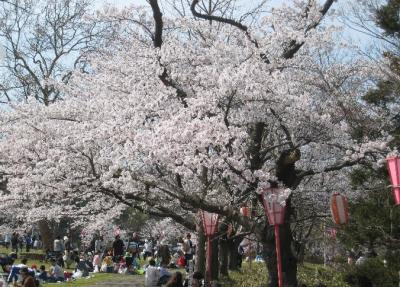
[0,0,393,286]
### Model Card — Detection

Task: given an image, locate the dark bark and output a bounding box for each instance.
[195,224,206,276]
[148,0,163,48]
[260,148,301,287]
[228,237,242,271]
[211,237,219,281]
[219,236,229,276]
[38,220,53,251]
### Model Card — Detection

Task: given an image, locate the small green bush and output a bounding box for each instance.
[344,258,398,287]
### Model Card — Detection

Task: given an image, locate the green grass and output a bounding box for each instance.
[1,247,351,287]
[220,262,351,287]
[45,273,138,287]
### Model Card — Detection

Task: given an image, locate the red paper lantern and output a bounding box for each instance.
[240,206,250,217]
[200,211,219,237]
[262,188,286,226]
[330,193,349,224]
[387,156,400,205]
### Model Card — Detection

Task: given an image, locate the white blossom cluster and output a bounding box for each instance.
[0,1,392,232]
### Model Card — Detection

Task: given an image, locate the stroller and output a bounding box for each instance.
[45,250,58,262]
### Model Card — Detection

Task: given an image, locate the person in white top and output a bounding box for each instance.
[53,236,64,253]
[144,239,153,260]
[145,259,159,287]
[4,234,11,249]
[94,236,103,253]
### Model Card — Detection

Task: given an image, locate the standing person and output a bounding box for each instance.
[112,235,124,262]
[4,233,11,249]
[18,234,24,251]
[94,236,103,254]
[159,241,171,267]
[11,233,19,254]
[88,236,96,254]
[31,235,36,250]
[64,236,72,254]
[63,236,73,269]
[183,233,193,270]
[53,236,64,256]
[53,236,64,268]
[25,233,32,253]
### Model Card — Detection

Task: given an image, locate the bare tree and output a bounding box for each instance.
[0,0,106,105]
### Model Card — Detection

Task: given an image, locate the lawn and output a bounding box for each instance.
[45,273,142,287]
[1,247,351,286]
[220,262,350,287]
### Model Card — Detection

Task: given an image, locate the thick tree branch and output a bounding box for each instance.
[297,158,364,180]
[149,0,163,48]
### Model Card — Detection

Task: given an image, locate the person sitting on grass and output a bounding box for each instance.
[101,250,114,273]
[7,257,28,283]
[37,265,49,282]
[49,259,64,282]
[73,255,90,278]
[165,271,184,287]
[191,271,204,287]
[145,258,159,287]
[158,263,171,285]
[13,267,37,287]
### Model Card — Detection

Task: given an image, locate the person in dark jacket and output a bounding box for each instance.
[11,233,19,254]
[112,235,124,262]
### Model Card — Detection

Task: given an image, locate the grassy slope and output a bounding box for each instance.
[220,262,350,287]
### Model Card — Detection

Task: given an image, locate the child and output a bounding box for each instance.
[92,252,101,273]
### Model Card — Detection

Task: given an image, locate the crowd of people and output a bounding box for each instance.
[2,233,42,255]
[0,231,201,287]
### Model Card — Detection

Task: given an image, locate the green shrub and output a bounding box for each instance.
[344,258,398,287]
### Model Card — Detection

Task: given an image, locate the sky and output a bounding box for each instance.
[93,0,374,46]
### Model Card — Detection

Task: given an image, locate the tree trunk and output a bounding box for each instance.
[211,237,219,281]
[38,220,53,251]
[219,235,228,276]
[228,237,242,271]
[195,225,206,276]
